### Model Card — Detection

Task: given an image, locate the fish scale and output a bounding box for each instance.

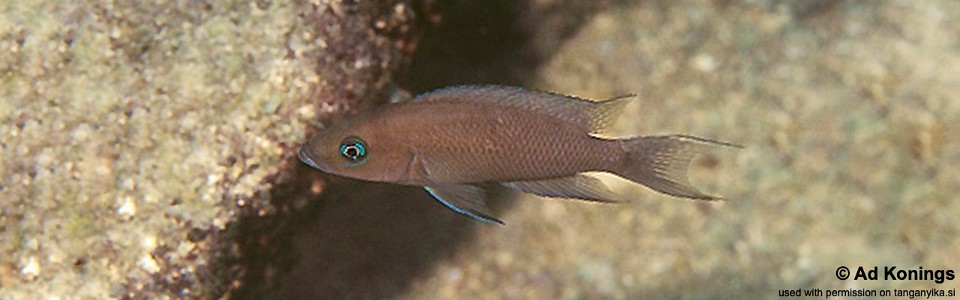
[299,85,739,224]
[407,102,614,183]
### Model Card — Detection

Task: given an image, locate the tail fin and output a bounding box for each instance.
[616,135,740,200]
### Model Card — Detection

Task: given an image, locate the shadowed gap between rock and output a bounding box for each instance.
[232,0,611,298]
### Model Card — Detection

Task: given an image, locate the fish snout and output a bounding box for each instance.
[298,147,322,170]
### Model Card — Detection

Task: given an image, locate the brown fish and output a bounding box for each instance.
[299,85,739,224]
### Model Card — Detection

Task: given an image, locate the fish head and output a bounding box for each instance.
[298,112,416,183]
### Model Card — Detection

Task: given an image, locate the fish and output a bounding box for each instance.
[298,85,739,224]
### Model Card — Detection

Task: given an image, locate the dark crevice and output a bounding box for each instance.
[398,0,539,92]
[234,1,608,299]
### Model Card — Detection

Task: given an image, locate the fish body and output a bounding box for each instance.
[299,85,738,224]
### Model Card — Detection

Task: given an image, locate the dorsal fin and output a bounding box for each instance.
[415,85,633,134]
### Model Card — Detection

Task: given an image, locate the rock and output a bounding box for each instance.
[0,0,415,298]
[403,0,960,298]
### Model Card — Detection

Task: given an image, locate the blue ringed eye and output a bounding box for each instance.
[339,137,367,164]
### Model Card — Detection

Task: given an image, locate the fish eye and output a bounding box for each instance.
[339,137,367,163]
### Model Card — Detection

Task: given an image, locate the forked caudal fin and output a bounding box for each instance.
[617,135,741,200]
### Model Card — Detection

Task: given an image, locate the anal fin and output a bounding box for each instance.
[502,174,621,202]
[424,184,503,225]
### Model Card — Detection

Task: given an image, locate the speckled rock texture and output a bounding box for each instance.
[396,1,960,299]
[254,0,958,298]
[0,0,414,298]
[5,0,960,299]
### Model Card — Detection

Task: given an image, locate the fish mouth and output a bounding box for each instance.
[298,147,323,170]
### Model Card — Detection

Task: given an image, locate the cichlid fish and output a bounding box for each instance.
[299,85,739,224]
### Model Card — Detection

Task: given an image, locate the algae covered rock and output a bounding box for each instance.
[402,0,960,298]
[0,0,414,298]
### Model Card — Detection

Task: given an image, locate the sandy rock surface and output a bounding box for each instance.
[0,0,413,298]
[401,1,960,299]
[4,0,958,299]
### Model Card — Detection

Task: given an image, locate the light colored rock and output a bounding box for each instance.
[403,0,960,298]
[0,0,414,298]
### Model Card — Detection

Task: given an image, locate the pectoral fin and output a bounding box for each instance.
[502,174,621,202]
[424,184,503,225]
